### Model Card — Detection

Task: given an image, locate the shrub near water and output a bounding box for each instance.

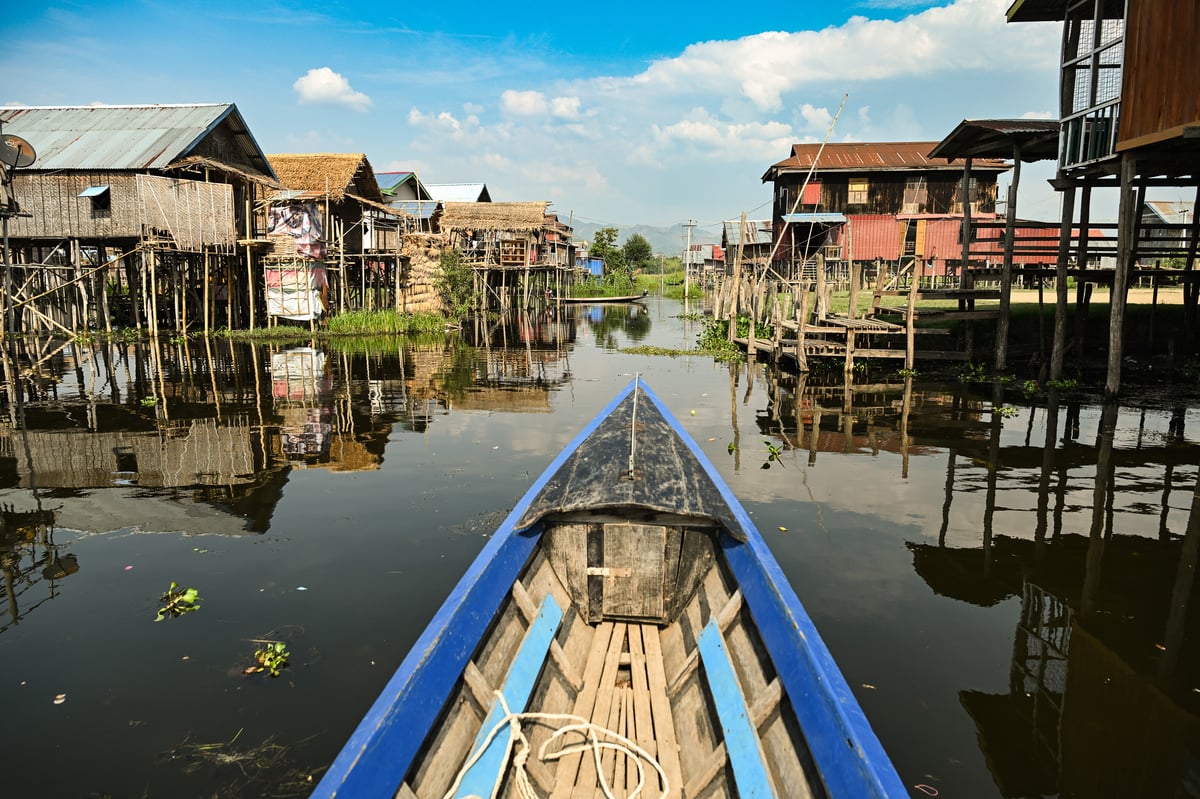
[326,310,446,335]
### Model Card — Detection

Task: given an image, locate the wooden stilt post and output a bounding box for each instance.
[815,253,826,321]
[1074,186,1093,363]
[905,270,918,370]
[796,283,810,373]
[148,250,161,339]
[995,143,1022,371]
[1050,183,1075,380]
[960,157,974,291]
[1106,157,1139,399]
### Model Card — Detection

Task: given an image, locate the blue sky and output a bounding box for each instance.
[5,0,1081,236]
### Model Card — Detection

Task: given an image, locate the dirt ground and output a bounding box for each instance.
[1009,286,1185,304]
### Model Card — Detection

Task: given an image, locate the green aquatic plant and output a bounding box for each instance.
[156,581,201,621]
[956,362,987,383]
[246,641,290,678]
[140,396,159,407]
[992,405,1020,418]
[762,440,786,469]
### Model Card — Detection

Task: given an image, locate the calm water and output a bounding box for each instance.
[1,297,1198,798]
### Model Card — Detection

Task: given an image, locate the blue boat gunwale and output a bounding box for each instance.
[311,378,905,798]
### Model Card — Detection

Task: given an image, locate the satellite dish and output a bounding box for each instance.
[0,135,36,168]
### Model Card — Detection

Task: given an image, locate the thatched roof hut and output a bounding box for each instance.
[265,153,383,203]
[439,201,548,232]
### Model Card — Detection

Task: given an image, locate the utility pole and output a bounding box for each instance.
[683,219,696,301]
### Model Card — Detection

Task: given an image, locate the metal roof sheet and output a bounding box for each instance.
[390,200,440,219]
[783,212,847,224]
[929,119,1059,162]
[376,171,414,191]
[763,141,1009,181]
[425,182,491,202]
[0,104,272,174]
[722,219,773,246]
[845,215,902,261]
[1145,201,1193,222]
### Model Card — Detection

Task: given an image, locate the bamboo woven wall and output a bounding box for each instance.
[8,172,141,239]
[136,174,236,251]
[7,172,236,250]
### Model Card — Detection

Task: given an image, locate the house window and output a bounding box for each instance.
[847,179,868,205]
[801,180,822,205]
[903,178,928,206]
[958,177,979,205]
[79,185,111,212]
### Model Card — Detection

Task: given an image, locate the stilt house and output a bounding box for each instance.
[0,103,279,335]
[378,171,438,233]
[264,153,408,321]
[438,201,559,311]
[721,219,773,274]
[761,142,1010,281]
[1006,0,1200,390]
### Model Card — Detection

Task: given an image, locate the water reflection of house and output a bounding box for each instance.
[910,530,1200,798]
[1,505,73,635]
[4,421,256,489]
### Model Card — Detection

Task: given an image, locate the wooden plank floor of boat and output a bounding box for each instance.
[549,620,683,798]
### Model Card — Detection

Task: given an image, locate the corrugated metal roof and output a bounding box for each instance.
[845,215,901,260]
[929,119,1059,162]
[377,171,413,191]
[426,182,491,202]
[1145,201,1193,223]
[0,104,272,174]
[763,141,1009,181]
[722,219,773,246]
[783,212,846,224]
[391,200,440,219]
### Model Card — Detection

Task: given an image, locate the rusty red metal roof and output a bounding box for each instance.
[763,141,1009,181]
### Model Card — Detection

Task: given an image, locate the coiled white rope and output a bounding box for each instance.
[442,691,670,799]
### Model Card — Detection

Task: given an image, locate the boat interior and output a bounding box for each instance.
[398,512,827,799]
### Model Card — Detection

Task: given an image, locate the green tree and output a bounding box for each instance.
[436,248,476,320]
[590,227,627,275]
[622,233,654,273]
[588,227,634,293]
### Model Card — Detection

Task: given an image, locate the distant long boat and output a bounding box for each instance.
[556,290,648,303]
[312,378,905,798]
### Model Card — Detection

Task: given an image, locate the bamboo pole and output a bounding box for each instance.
[905,269,918,370]
[795,282,810,373]
[1106,157,1140,398]
[148,251,161,339]
[995,142,1022,371]
[1050,184,1075,380]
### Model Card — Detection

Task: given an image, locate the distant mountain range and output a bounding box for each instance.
[570,221,720,257]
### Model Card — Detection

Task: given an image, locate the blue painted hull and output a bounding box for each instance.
[312,379,906,798]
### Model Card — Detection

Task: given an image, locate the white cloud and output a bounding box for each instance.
[501,89,548,115]
[551,96,582,119]
[293,67,372,112]
[616,0,1057,112]
[380,0,1061,224]
[1020,109,1056,119]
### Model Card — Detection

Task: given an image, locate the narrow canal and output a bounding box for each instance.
[1,296,1197,798]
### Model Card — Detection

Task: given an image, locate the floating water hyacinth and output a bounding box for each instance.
[156,581,201,622]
